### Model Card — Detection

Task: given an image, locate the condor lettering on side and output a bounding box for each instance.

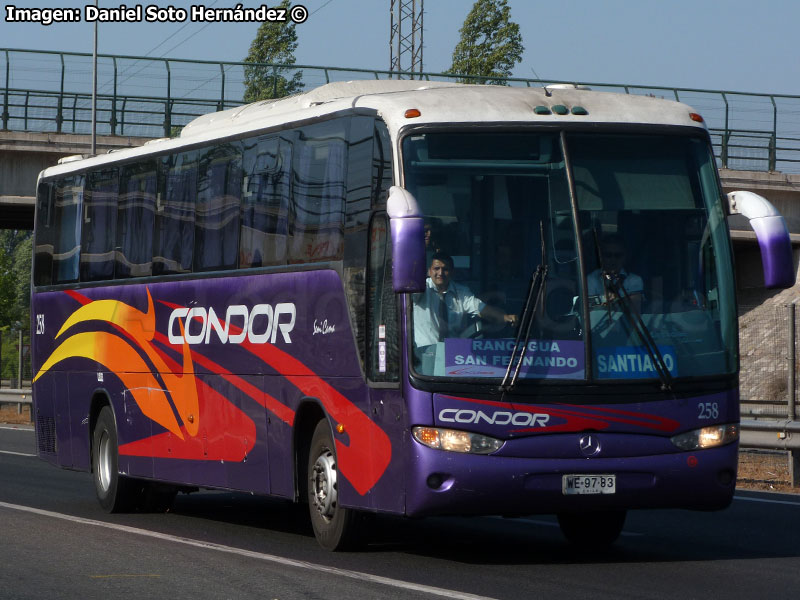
[439,409,550,427]
[168,303,297,345]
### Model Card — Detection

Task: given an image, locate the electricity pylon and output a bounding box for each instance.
[389,0,424,79]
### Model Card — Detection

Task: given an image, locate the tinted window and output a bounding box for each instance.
[154,151,197,275]
[289,121,346,263]
[343,116,375,370]
[240,134,291,268]
[195,142,242,271]
[80,168,118,281]
[116,162,156,278]
[52,175,84,284]
[33,181,55,286]
[373,120,393,206]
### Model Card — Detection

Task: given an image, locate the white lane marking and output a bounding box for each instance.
[734,495,800,507]
[0,450,36,457]
[0,425,34,432]
[0,501,497,600]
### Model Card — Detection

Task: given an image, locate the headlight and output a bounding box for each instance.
[670,424,739,451]
[412,426,504,454]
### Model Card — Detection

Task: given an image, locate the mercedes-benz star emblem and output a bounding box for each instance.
[579,434,601,457]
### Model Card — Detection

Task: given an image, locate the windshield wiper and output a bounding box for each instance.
[500,222,548,393]
[603,272,674,391]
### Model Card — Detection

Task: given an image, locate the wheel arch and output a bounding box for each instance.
[88,388,114,473]
[292,398,330,502]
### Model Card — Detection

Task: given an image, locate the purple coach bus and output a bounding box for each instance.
[31,81,795,550]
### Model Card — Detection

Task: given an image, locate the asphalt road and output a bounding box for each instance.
[2,424,800,600]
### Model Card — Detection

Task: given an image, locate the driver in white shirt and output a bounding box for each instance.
[413,252,518,347]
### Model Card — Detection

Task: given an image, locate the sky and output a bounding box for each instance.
[1,0,799,96]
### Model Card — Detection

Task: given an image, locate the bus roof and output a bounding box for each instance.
[181,79,706,139]
[39,80,707,180]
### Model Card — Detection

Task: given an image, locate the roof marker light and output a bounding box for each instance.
[689,112,704,123]
[552,105,569,115]
[405,108,421,119]
[571,106,588,116]
[534,105,552,115]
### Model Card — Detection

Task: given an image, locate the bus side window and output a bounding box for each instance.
[52,175,85,284]
[343,116,376,371]
[33,181,55,286]
[240,134,290,268]
[153,152,197,275]
[367,213,399,383]
[80,168,118,282]
[373,119,392,206]
[195,142,242,271]
[289,121,346,264]
[116,162,156,279]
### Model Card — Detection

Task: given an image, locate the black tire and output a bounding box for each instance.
[557,510,627,546]
[307,420,362,551]
[92,406,138,513]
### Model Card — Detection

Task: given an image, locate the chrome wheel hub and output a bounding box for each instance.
[97,431,112,492]
[311,449,337,521]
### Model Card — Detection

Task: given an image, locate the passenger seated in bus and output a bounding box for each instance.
[423,218,444,265]
[413,252,518,347]
[587,234,643,312]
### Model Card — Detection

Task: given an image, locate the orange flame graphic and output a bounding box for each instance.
[34,289,199,439]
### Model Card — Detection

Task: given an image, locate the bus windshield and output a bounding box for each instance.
[403,131,737,383]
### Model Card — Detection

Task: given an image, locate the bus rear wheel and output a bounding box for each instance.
[92,406,138,513]
[557,510,627,546]
[306,420,362,551]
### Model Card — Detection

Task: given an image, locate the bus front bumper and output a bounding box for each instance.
[404,440,738,518]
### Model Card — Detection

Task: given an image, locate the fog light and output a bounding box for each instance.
[717,469,734,486]
[426,474,444,489]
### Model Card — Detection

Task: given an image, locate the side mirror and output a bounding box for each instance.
[728,191,795,288]
[387,186,426,293]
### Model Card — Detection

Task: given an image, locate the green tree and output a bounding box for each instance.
[0,230,30,327]
[12,234,31,318]
[0,230,32,381]
[243,0,304,102]
[448,0,524,85]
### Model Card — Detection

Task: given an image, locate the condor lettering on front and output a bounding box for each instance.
[168,303,296,345]
[439,409,550,427]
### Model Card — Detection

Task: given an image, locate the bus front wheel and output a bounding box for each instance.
[306,420,362,551]
[92,406,137,513]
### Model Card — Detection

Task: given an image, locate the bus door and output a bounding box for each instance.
[367,213,405,514]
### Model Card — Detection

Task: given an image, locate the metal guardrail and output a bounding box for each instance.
[741,419,800,450]
[0,388,31,417]
[3,48,800,171]
[0,386,794,482]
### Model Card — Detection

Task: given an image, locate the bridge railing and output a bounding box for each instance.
[4,48,800,172]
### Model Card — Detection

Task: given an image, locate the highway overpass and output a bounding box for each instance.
[4,47,800,296]
[0,130,148,229]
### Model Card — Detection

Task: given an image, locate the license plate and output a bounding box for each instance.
[562,474,616,495]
